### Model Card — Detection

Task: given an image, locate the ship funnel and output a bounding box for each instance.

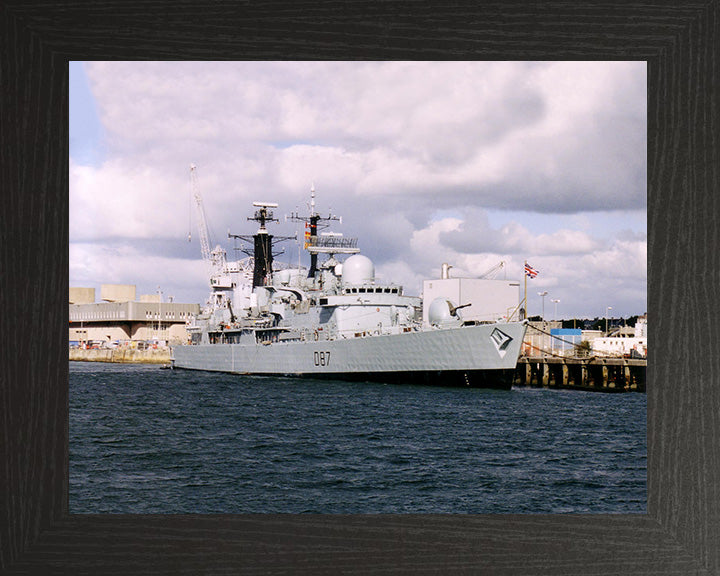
[441,263,453,279]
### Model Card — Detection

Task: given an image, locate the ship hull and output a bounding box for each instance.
[262,368,518,389]
[171,322,526,389]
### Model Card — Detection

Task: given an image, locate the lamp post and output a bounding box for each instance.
[551,299,560,321]
[157,286,162,343]
[605,306,613,335]
[538,291,548,321]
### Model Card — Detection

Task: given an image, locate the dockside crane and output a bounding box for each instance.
[188,164,235,311]
[478,261,506,280]
[189,164,212,266]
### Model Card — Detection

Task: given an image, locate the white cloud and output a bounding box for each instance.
[70,242,208,304]
[583,238,647,281]
[70,159,193,242]
[83,61,646,211]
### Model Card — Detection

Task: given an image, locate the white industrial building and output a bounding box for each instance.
[591,315,647,357]
[69,284,200,348]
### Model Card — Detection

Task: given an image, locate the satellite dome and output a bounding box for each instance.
[342,254,375,285]
[275,269,291,285]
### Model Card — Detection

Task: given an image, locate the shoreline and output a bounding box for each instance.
[69,348,171,364]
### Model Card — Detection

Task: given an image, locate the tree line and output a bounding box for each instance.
[526,315,644,331]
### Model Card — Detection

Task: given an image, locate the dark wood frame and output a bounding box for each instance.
[2,2,717,574]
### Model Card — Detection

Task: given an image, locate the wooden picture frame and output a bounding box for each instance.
[1,2,717,573]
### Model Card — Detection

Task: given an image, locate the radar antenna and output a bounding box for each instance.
[229,201,295,287]
[288,185,356,278]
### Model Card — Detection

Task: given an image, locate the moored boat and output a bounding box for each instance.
[171,193,526,388]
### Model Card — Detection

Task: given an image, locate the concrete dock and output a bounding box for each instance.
[69,348,171,364]
[514,356,646,392]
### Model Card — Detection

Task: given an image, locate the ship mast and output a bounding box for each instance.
[288,185,350,278]
[228,202,294,288]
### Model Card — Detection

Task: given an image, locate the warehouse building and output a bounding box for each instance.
[69,284,200,348]
[591,314,647,358]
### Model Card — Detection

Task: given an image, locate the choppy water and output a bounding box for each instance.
[70,362,646,514]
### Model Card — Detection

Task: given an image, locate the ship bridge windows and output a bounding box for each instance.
[343,286,400,294]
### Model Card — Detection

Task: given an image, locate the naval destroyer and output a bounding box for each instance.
[171,194,527,389]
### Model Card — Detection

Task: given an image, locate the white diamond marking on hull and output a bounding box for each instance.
[489,327,513,359]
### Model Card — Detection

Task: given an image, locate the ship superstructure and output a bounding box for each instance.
[172,193,527,388]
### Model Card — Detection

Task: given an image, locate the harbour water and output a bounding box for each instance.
[70,362,646,514]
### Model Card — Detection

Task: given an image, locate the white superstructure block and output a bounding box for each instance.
[423,278,521,325]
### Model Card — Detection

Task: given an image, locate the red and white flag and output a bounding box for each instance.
[524,262,539,279]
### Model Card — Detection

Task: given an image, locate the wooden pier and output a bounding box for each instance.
[514,356,646,392]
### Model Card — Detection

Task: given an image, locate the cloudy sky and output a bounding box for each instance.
[70,61,646,320]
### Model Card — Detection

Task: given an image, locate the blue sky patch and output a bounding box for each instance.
[70,62,105,166]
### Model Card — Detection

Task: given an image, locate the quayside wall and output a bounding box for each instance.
[69,348,171,364]
[514,356,646,393]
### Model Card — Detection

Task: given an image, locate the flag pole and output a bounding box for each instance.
[523,260,527,320]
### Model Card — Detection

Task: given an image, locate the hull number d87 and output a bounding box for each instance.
[314,351,331,366]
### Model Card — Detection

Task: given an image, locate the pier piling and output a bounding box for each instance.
[515,356,646,392]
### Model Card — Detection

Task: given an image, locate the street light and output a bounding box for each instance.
[157,286,163,343]
[551,298,560,321]
[605,306,613,334]
[538,291,548,321]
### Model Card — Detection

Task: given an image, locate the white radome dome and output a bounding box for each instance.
[275,269,291,285]
[428,298,459,326]
[342,254,375,285]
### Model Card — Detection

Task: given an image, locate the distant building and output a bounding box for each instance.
[549,328,582,356]
[522,316,647,359]
[591,314,647,358]
[634,314,647,337]
[69,284,200,348]
[522,321,562,356]
[69,287,96,304]
[581,329,603,343]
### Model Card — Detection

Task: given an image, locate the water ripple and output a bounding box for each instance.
[70,362,646,514]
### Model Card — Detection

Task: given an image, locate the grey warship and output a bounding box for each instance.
[171,193,527,389]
